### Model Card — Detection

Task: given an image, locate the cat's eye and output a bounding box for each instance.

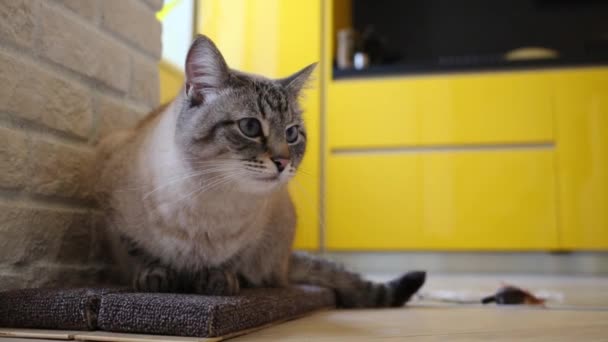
[238,118,262,138]
[286,125,299,144]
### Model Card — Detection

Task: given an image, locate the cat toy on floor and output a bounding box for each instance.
[481,285,546,305]
[418,283,559,306]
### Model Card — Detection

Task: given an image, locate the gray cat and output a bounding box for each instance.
[94,35,425,308]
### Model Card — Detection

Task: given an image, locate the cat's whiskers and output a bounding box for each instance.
[150,158,243,171]
[116,161,244,193]
[170,171,250,206]
[141,166,243,199]
[291,165,317,179]
[294,169,314,178]
[175,156,245,163]
[196,172,247,195]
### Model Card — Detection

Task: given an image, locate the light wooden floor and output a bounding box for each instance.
[236,274,608,341]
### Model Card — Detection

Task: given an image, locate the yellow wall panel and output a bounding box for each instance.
[326,150,558,250]
[159,60,185,104]
[554,68,608,250]
[328,72,554,148]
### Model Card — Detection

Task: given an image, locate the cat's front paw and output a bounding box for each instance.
[134,265,178,292]
[194,268,240,296]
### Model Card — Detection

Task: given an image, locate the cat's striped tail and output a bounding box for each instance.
[288,252,426,308]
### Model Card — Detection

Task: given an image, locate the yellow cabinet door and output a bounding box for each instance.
[327,72,554,149]
[326,150,558,250]
[554,68,608,250]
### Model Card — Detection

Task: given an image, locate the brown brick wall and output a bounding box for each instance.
[0,0,161,290]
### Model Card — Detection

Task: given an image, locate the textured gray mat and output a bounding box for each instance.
[0,285,335,337]
[0,287,128,330]
[97,286,335,337]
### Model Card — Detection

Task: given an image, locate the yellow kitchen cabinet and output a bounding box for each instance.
[327,72,554,149]
[199,0,322,250]
[326,150,558,250]
[321,0,606,251]
[554,69,608,250]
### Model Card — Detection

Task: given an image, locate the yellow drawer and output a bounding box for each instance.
[327,72,554,148]
[326,150,558,250]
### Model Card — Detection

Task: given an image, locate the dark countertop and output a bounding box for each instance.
[333,57,608,80]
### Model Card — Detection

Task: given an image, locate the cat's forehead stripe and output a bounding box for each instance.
[256,95,266,119]
[254,82,289,115]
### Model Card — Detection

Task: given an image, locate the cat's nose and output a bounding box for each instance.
[271,157,289,173]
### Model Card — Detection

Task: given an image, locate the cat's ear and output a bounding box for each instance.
[185,35,230,105]
[280,63,317,96]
